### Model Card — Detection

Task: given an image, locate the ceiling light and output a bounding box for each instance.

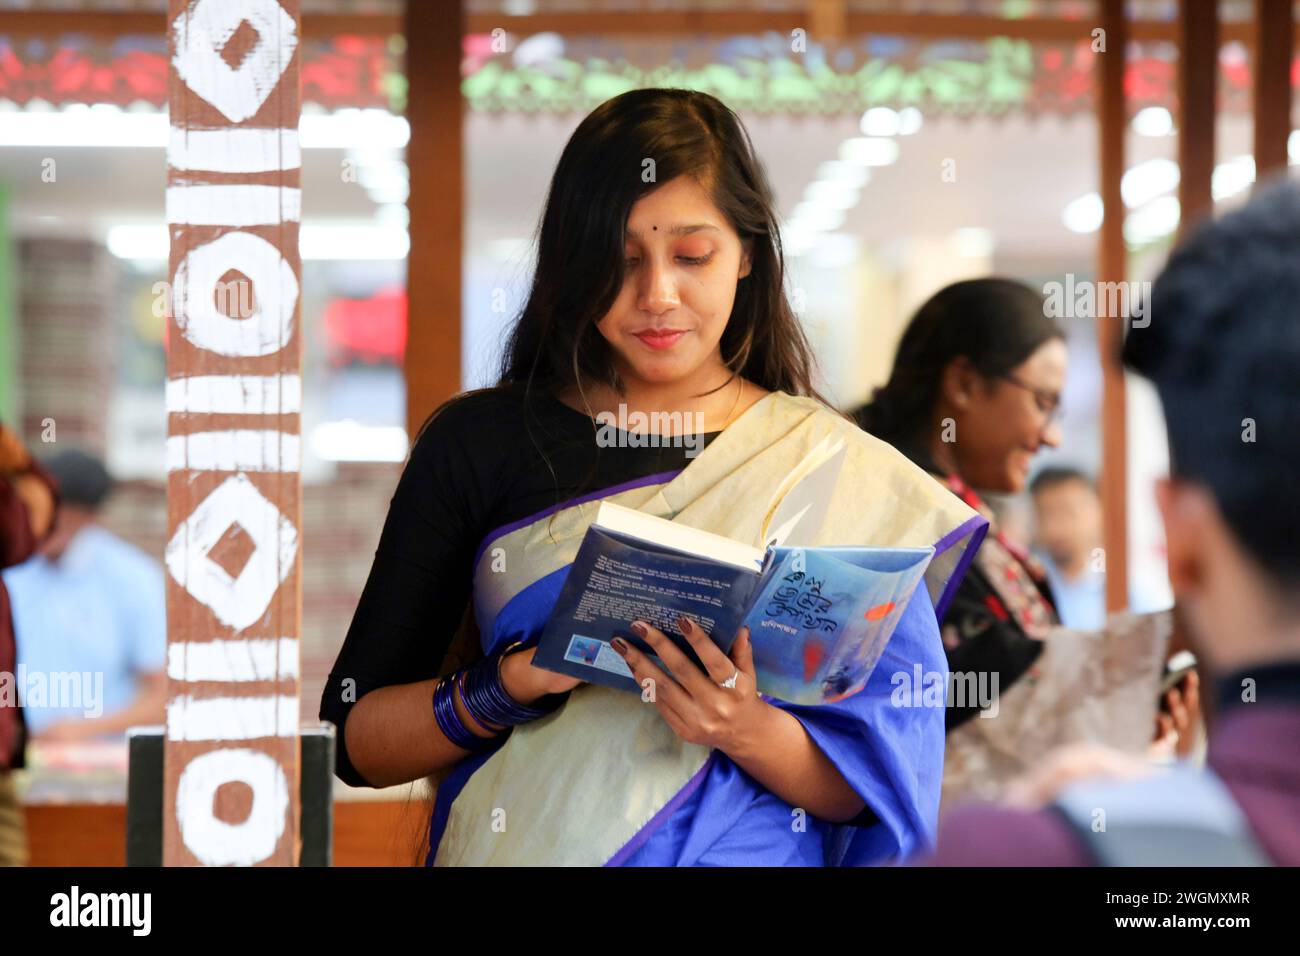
[1124,196,1180,244]
[817,160,870,189]
[0,106,409,150]
[1121,158,1180,207]
[950,227,994,258]
[839,137,899,167]
[310,421,408,463]
[804,179,859,211]
[106,223,411,261]
[1063,192,1104,234]
[1131,107,1174,137]
[1212,155,1255,200]
[859,107,900,137]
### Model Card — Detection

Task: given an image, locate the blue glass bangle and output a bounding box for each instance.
[460,650,561,728]
[459,658,514,728]
[486,652,555,724]
[455,670,501,735]
[432,675,495,751]
[493,651,564,721]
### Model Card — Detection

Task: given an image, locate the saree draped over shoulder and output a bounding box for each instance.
[428,391,986,866]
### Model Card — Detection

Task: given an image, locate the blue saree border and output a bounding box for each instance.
[604,751,719,866]
[931,514,989,621]
[470,468,684,570]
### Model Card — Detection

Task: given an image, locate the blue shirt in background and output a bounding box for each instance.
[1038,552,1171,630]
[2,524,166,736]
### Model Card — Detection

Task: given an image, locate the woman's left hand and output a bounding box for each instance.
[610,616,771,756]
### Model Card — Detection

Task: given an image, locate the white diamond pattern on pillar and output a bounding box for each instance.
[164,473,299,632]
[170,0,298,123]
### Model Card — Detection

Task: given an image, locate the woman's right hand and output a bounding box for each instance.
[500,645,584,703]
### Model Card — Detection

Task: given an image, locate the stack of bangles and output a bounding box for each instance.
[432,643,563,751]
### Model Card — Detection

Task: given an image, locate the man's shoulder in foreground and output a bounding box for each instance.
[927,801,1093,866]
[927,744,1171,867]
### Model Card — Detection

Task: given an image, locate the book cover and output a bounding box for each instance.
[532,436,935,704]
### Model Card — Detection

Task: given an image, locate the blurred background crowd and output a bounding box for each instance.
[0,0,1295,867]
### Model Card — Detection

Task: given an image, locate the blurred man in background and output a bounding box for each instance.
[1030,467,1105,628]
[1031,465,1166,629]
[2,450,165,746]
[929,178,1300,866]
[0,424,56,866]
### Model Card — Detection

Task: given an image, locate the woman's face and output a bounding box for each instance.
[595,175,751,390]
[947,338,1068,494]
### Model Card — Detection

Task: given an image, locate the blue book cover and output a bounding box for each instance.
[533,436,935,704]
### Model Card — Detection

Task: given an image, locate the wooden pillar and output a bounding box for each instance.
[809,0,847,41]
[0,188,16,424]
[1097,0,1129,613]
[1253,0,1293,179]
[1178,0,1219,236]
[164,0,303,866]
[404,0,464,435]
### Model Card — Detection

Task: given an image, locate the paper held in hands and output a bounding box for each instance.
[533,435,935,704]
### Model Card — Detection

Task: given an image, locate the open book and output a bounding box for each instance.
[533,435,934,704]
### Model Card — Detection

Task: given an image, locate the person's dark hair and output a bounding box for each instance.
[496,87,827,407]
[1123,175,1300,592]
[854,278,1064,453]
[44,449,112,510]
[1029,465,1095,497]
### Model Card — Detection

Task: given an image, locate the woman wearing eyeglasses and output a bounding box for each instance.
[852,278,1191,809]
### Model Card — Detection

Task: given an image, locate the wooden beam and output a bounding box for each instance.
[0,188,15,424]
[300,14,402,39]
[164,0,303,866]
[0,10,399,39]
[1178,0,1219,238]
[0,10,164,36]
[1254,0,1294,180]
[476,11,1098,41]
[460,10,1287,45]
[1097,0,1129,614]
[1,6,1294,46]
[403,0,463,435]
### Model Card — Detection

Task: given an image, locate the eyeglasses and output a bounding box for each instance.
[1000,373,1063,425]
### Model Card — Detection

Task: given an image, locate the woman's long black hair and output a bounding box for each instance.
[854,278,1064,459]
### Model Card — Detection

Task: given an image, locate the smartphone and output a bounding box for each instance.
[1159,649,1197,713]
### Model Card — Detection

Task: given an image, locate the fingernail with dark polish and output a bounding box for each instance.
[630,621,648,637]
[677,615,691,633]
[611,637,629,655]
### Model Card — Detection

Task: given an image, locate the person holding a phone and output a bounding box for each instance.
[852,278,1197,809]
[927,179,1300,865]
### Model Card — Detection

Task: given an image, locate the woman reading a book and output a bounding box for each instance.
[852,278,1197,810]
[320,89,985,866]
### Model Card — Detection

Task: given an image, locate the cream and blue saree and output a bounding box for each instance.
[427,390,986,866]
